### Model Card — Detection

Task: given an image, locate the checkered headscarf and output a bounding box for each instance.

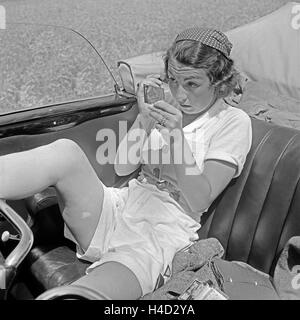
[175,27,233,58]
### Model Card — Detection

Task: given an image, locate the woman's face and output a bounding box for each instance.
[167,57,216,115]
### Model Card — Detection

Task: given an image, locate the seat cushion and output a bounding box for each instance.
[28,245,90,290]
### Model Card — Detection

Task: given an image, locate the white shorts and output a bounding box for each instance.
[65,178,200,296]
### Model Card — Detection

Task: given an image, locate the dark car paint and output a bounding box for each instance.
[0,93,138,185]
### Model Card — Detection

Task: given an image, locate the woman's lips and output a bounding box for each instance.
[180,104,192,108]
[180,104,196,114]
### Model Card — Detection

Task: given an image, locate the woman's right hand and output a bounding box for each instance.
[136,74,163,117]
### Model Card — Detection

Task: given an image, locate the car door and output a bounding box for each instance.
[0,23,139,189]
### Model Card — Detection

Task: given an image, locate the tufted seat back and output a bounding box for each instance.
[198,116,300,276]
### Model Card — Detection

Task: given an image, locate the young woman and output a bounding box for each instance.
[0,27,252,299]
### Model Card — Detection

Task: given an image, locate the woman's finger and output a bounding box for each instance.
[146,74,163,80]
[142,76,163,86]
[149,109,165,122]
[148,104,172,120]
[153,100,179,115]
[148,78,163,87]
[155,122,168,131]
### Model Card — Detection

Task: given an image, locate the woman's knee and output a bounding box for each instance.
[72,262,142,300]
[50,138,83,155]
[47,139,89,177]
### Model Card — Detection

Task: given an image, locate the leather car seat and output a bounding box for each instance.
[25,117,300,293]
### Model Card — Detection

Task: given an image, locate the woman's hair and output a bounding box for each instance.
[164,40,240,99]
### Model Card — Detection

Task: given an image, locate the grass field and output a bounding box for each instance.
[0,0,291,113]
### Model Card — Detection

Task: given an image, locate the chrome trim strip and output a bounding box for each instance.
[0,200,34,268]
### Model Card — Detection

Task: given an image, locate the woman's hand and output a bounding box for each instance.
[136,74,183,141]
[136,74,163,117]
[149,101,183,131]
[148,99,184,145]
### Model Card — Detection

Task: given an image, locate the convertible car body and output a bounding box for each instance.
[0,2,299,300]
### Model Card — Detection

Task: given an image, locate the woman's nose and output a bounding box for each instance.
[174,85,187,104]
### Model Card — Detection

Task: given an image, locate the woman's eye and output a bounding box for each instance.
[187,82,199,88]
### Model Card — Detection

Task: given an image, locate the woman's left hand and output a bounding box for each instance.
[148,100,183,134]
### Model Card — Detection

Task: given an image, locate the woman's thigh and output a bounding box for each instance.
[0,138,107,252]
[49,139,106,251]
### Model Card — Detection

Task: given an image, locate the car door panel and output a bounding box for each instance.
[0,94,138,187]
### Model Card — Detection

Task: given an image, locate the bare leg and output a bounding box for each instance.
[71,262,142,299]
[0,139,104,251]
[0,139,143,299]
